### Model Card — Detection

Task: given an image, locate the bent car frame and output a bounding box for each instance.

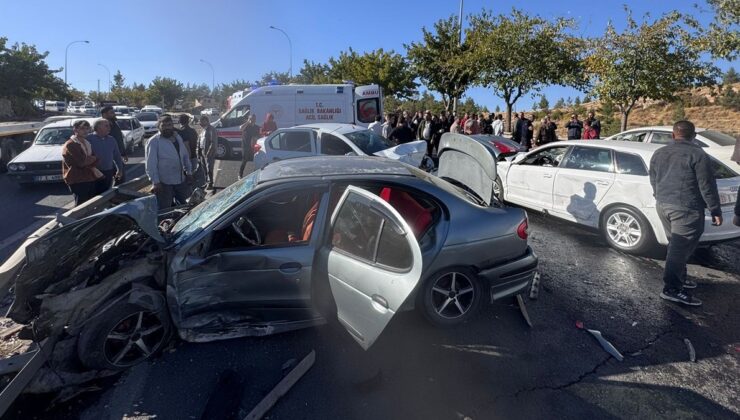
[4,139,537,393]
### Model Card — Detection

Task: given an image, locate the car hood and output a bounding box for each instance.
[7,195,164,323]
[436,133,497,206]
[11,144,64,164]
[372,140,428,167]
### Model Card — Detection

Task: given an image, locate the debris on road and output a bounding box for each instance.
[244,350,315,420]
[529,272,540,300]
[575,321,624,361]
[684,338,696,363]
[516,295,533,328]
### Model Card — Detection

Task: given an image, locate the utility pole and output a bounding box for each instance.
[97,79,100,104]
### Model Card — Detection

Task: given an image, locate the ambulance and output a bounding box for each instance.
[212,83,382,159]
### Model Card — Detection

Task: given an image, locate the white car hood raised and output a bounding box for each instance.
[11,144,63,164]
[373,140,427,167]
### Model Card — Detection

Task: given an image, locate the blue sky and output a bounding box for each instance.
[2,0,736,111]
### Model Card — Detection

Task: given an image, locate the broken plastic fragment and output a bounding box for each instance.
[529,272,540,300]
[575,320,584,330]
[516,295,533,328]
[586,329,624,362]
[684,338,696,362]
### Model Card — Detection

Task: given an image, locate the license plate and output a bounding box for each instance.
[720,193,736,205]
[35,175,62,181]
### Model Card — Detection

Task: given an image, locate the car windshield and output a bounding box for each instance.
[117,119,132,130]
[701,130,737,147]
[343,130,394,154]
[136,112,158,121]
[170,171,259,244]
[34,127,74,145]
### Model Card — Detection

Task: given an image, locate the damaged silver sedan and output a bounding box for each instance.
[4,138,537,392]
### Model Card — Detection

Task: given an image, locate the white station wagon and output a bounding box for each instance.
[495,140,740,254]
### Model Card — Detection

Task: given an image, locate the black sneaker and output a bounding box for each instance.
[683,280,697,289]
[660,289,702,306]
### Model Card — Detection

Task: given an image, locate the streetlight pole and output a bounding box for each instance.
[97,63,111,93]
[269,26,292,79]
[64,40,90,104]
[199,59,215,93]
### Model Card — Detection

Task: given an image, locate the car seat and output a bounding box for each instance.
[263,196,320,245]
[379,187,432,238]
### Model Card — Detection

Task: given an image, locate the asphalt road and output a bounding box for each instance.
[3,157,739,420]
[0,146,148,264]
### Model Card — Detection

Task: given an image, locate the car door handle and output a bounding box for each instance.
[279,262,302,273]
[371,294,389,312]
[543,173,553,178]
[596,181,611,186]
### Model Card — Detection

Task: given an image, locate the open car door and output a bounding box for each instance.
[327,186,423,350]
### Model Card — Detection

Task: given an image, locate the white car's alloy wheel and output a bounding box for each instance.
[605,211,642,249]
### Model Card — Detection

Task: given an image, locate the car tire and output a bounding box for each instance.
[601,206,656,255]
[418,267,482,327]
[77,298,171,371]
[216,138,231,160]
[0,140,20,173]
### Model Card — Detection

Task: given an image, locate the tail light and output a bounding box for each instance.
[490,140,517,154]
[253,143,262,153]
[517,218,529,240]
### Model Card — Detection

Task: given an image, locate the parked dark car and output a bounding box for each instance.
[8,140,537,387]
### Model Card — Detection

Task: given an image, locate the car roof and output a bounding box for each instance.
[612,126,708,133]
[542,140,663,159]
[41,117,98,128]
[293,123,367,134]
[258,156,416,183]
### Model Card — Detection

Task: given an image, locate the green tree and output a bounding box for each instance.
[554,97,566,108]
[495,104,501,113]
[538,95,550,110]
[0,37,67,116]
[574,96,581,105]
[583,94,593,102]
[598,99,620,136]
[147,77,184,108]
[113,70,125,90]
[672,99,686,122]
[293,60,332,84]
[723,67,739,84]
[586,9,718,131]
[259,71,291,86]
[693,0,740,59]
[720,87,740,111]
[406,16,476,110]
[467,9,586,131]
[328,48,417,98]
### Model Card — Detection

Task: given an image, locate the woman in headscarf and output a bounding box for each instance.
[260,112,277,137]
[62,120,104,205]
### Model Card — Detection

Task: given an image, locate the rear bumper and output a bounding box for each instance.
[478,246,538,302]
[699,206,740,243]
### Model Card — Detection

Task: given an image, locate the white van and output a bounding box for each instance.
[44,101,66,112]
[213,84,382,159]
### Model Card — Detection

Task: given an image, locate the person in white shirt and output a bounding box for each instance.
[145,115,193,209]
[368,115,383,136]
[492,114,504,136]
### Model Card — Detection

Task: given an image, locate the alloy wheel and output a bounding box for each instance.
[430,272,476,319]
[104,310,166,368]
[606,211,642,248]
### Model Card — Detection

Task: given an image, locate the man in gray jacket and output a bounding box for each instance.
[146,115,193,209]
[649,120,722,306]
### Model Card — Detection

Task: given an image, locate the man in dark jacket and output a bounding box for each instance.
[649,120,722,306]
[515,112,533,150]
[101,106,128,165]
[585,111,601,139]
[177,114,199,184]
[535,116,558,146]
[389,118,415,144]
[565,114,583,140]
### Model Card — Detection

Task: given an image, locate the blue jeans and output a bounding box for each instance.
[657,203,705,292]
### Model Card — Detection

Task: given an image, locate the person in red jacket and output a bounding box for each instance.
[582,120,598,139]
[260,113,277,136]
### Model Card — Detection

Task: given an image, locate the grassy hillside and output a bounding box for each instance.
[528,84,740,139]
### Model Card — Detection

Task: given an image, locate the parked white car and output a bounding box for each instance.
[604,126,738,175]
[135,112,160,136]
[6,118,96,185]
[116,116,146,151]
[253,123,429,169]
[495,140,740,254]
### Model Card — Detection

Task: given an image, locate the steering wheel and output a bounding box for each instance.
[231,216,261,246]
[540,155,554,166]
